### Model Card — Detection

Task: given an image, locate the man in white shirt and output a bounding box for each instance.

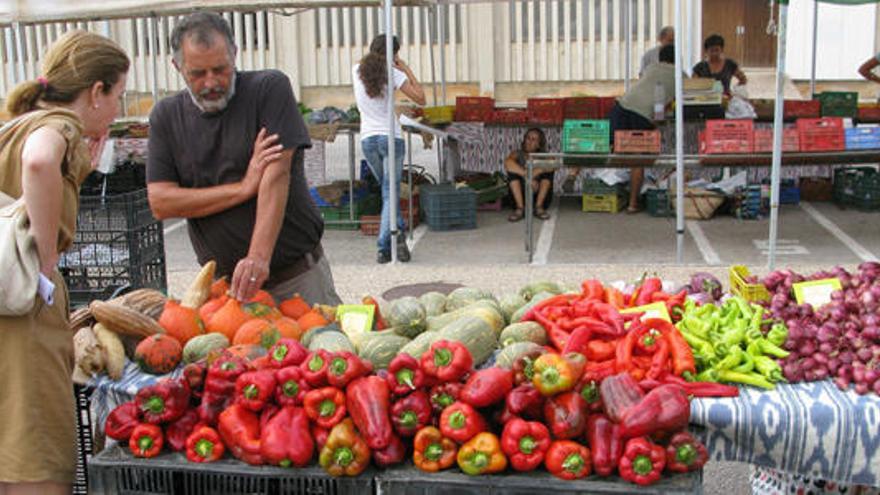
[639,26,674,78]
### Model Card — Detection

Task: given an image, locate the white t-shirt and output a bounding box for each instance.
[352,64,408,140]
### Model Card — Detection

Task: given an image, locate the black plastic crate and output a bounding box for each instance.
[88,445,374,495]
[73,385,94,495]
[80,162,147,197]
[375,465,702,495]
[60,188,167,307]
[833,167,880,210]
[645,189,672,217]
[420,184,478,231]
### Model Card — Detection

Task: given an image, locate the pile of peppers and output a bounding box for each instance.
[676,296,790,389]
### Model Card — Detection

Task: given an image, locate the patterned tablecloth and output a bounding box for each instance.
[89,365,880,488]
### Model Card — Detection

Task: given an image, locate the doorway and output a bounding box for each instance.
[701,0,777,67]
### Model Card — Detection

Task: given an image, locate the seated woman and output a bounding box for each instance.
[504,128,554,221]
[692,34,747,95]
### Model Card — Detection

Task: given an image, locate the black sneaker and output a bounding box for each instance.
[377,251,391,264]
[396,237,411,262]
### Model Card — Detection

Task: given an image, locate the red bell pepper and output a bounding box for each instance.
[512,350,544,385]
[439,401,487,443]
[346,375,393,450]
[619,437,665,485]
[185,425,225,463]
[267,338,308,369]
[543,391,588,439]
[129,423,163,458]
[429,382,463,415]
[619,384,690,439]
[165,408,202,452]
[460,367,514,408]
[544,440,592,480]
[261,405,314,467]
[599,372,645,423]
[274,366,310,406]
[665,431,709,473]
[586,414,623,476]
[387,354,426,395]
[504,384,545,421]
[531,353,585,396]
[500,418,551,472]
[105,401,141,441]
[312,424,330,451]
[182,361,207,398]
[200,354,248,425]
[218,403,263,465]
[391,390,432,437]
[319,418,371,476]
[300,350,332,387]
[326,351,371,388]
[372,433,406,468]
[421,340,472,382]
[413,426,457,472]
[260,403,280,431]
[576,379,604,413]
[235,370,277,412]
[136,378,191,425]
[303,387,347,429]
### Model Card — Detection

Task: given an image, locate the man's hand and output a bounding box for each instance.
[230,255,270,301]
[241,128,283,199]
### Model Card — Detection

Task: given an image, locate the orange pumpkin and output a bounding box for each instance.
[210,277,229,299]
[206,298,252,341]
[297,310,329,332]
[134,334,182,374]
[243,302,282,321]
[199,295,229,323]
[273,317,303,341]
[248,290,277,308]
[233,317,303,348]
[279,294,311,320]
[158,300,204,345]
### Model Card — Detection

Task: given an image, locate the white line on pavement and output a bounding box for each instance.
[686,220,722,265]
[531,198,559,266]
[163,220,186,236]
[800,201,879,262]
[409,223,428,252]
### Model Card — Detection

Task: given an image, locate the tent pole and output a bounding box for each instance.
[429,5,439,106]
[624,0,631,91]
[149,15,160,109]
[768,0,789,271]
[810,0,818,97]
[674,0,685,264]
[386,1,399,263]
[439,3,447,105]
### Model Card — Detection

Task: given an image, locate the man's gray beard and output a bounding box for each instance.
[187,71,237,113]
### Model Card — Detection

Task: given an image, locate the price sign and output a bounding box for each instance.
[793,278,842,309]
[620,301,672,323]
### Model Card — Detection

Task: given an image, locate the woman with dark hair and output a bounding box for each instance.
[504,127,554,221]
[693,34,747,94]
[353,34,426,263]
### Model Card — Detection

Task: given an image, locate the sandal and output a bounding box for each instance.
[508,208,524,222]
[536,209,551,220]
[626,206,642,214]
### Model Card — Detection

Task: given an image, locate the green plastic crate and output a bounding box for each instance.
[582,177,625,195]
[320,200,365,230]
[818,91,858,118]
[833,167,880,210]
[563,119,611,153]
[645,189,673,217]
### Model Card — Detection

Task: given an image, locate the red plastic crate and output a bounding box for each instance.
[754,128,800,152]
[784,100,821,120]
[599,97,618,118]
[454,96,494,122]
[527,98,565,125]
[489,108,529,124]
[563,97,602,119]
[858,104,880,122]
[614,130,662,154]
[359,201,419,236]
[797,117,845,152]
[703,119,754,154]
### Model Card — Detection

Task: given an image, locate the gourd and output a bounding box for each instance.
[182,333,230,364]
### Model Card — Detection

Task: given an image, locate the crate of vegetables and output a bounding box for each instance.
[729,265,770,303]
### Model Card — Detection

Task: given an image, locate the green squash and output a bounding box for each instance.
[426,300,505,336]
[510,291,557,323]
[301,323,342,349]
[436,315,498,366]
[499,322,547,348]
[418,292,448,317]
[387,297,427,338]
[445,287,497,312]
[358,333,411,370]
[307,331,355,354]
[182,332,229,364]
[519,281,562,301]
[400,330,440,360]
[498,292,528,325]
[495,342,544,369]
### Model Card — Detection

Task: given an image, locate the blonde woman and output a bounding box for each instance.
[0,31,128,494]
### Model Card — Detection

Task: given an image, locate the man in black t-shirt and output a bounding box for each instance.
[146,12,341,305]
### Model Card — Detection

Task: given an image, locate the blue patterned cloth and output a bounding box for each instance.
[691,381,880,487]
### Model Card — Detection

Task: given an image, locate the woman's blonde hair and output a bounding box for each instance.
[5,30,129,117]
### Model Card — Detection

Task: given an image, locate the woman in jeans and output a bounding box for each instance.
[352,34,426,263]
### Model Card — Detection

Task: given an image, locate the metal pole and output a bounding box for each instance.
[349,131,356,221]
[624,0,631,91]
[149,16,160,108]
[13,22,26,83]
[768,0,789,271]
[385,1,399,263]
[810,0,818,97]
[674,0,685,264]
[407,130,414,241]
[428,5,439,106]
[439,4,447,105]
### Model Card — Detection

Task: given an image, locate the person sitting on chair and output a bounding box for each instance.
[505,127,553,221]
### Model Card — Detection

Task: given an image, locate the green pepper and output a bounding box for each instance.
[714,346,743,370]
[767,324,788,347]
[732,350,755,373]
[753,356,785,383]
[695,369,719,383]
[756,339,790,359]
[717,369,774,390]
[716,320,747,356]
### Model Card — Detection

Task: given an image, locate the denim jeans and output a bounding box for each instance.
[361,135,405,253]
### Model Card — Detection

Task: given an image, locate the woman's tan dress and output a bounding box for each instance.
[0,108,91,483]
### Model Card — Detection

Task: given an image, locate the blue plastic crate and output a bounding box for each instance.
[845,126,880,150]
[420,184,478,231]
